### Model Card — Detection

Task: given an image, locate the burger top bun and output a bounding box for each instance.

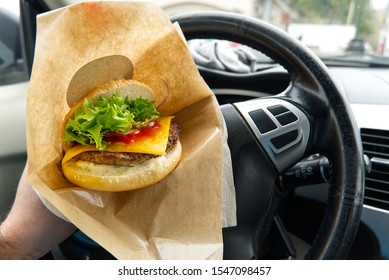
[85,79,156,102]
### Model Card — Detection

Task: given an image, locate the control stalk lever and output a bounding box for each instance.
[280,154,371,190]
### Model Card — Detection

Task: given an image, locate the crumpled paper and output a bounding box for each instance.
[25,1,236,259]
[189,39,258,73]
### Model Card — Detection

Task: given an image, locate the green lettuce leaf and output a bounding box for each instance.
[64,93,160,149]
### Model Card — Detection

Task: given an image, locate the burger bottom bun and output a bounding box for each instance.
[62,141,182,192]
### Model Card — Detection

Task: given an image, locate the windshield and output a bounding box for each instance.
[47,0,389,66]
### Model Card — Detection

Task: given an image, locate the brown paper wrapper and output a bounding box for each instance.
[26,1,235,260]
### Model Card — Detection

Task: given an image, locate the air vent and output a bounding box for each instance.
[360,128,389,211]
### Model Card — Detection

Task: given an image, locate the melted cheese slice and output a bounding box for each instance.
[62,116,173,165]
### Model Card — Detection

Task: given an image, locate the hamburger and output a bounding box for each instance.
[61,79,182,192]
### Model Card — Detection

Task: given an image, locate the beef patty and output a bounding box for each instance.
[75,122,181,167]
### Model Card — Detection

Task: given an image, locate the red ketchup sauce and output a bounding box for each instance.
[104,121,161,144]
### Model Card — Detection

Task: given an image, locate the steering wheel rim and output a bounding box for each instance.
[171,12,365,259]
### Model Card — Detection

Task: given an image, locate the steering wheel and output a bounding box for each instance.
[171,12,365,260]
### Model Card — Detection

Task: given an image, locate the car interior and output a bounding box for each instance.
[0,0,388,260]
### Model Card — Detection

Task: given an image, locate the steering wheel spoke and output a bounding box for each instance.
[234,97,311,173]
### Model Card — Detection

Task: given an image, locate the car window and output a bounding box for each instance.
[0,3,28,86]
